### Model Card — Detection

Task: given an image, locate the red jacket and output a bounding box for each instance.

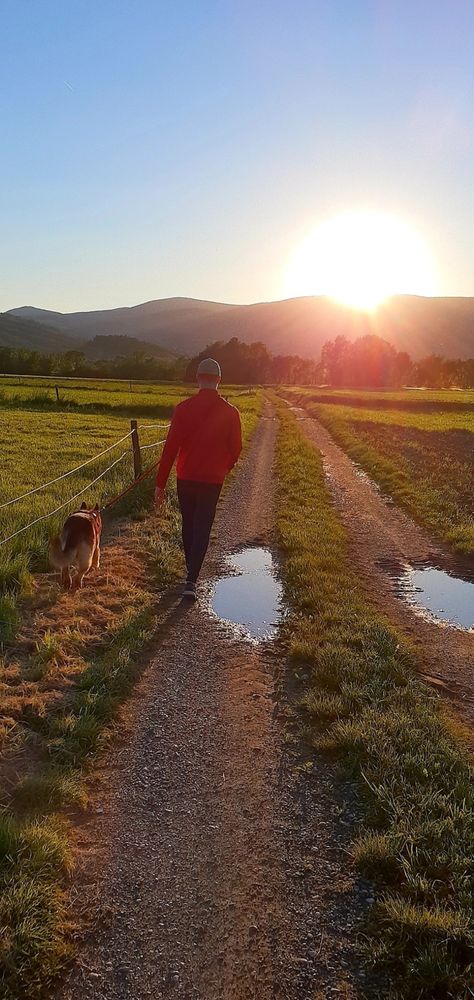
[156,390,242,488]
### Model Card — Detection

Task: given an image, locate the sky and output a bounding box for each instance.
[1,0,474,313]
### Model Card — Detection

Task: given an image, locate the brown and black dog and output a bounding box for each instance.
[49,502,102,591]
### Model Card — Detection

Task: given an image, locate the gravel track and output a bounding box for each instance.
[294,406,474,736]
[58,407,364,1000]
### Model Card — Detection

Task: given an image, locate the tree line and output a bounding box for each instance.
[0,346,187,381]
[0,335,473,388]
[187,335,474,388]
[320,334,474,389]
[185,338,321,385]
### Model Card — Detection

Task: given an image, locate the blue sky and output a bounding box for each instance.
[1,0,473,311]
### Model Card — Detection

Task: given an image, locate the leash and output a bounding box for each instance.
[101,459,159,511]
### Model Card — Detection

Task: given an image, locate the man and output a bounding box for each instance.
[155,358,242,600]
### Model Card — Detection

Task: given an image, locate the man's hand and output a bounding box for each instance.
[154,486,166,509]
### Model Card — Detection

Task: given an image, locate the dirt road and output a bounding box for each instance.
[59,409,363,1000]
[294,406,474,735]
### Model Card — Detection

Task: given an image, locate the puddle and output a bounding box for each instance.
[398,564,474,630]
[211,547,283,640]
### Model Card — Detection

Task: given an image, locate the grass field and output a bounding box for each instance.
[0,381,184,418]
[275,401,474,998]
[1,411,140,566]
[287,387,474,409]
[283,387,474,555]
[0,376,255,418]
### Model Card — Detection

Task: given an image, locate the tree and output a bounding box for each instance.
[186,338,273,384]
[61,350,86,375]
[320,334,415,388]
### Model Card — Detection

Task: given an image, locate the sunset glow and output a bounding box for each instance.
[284,211,436,311]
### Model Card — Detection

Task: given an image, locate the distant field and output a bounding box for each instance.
[294,387,474,407]
[0,375,180,392]
[0,376,258,418]
[0,377,190,418]
[284,387,474,555]
[0,383,260,580]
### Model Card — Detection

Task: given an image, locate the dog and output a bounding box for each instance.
[49,502,102,591]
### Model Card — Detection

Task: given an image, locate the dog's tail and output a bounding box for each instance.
[49,534,77,570]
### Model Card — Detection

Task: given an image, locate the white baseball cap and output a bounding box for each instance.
[197,357,221,378]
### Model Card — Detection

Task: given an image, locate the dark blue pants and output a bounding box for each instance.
[177,480,222,583]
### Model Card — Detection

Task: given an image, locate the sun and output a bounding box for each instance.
[284,210,436,310]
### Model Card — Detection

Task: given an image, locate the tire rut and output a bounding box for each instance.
[295,407,474,736]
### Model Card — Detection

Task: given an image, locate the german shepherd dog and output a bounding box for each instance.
[49,502,102,591]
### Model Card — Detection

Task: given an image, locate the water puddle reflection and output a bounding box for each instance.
[398,564,474,630]
[212,547,283,641]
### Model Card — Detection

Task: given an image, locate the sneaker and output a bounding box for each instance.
[182,581,197,600]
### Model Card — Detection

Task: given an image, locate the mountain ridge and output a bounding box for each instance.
[7,294,474,360]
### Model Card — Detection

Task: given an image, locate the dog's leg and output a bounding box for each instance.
[85,545,99,575]
[72,567,88,591]
[61,566,72,591]
[73,542,93,591]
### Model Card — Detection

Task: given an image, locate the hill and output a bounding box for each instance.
[11,298,231,347]
[83,335,177,361]
[8,294,474,360]
[0,312,75,354]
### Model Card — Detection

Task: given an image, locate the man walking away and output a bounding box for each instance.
[155,359,242,600]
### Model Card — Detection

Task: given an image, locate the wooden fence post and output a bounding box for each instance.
[130,419,142,478]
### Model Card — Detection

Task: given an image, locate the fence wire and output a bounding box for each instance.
[0,430,135,510]
[0,452,129,548]
[0,421,170,551]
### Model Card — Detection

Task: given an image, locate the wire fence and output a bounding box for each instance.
[140,437,167,451]
[0,452,129,548]
[138,422,170,431]
[0,419,170,553]
[0,430,135,511]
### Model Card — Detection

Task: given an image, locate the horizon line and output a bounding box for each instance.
[5,291,474,317]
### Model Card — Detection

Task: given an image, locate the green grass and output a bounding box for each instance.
[0,595,20,644]
[0,377,260,418]
[0,813,72,998]
[1,409,142,564]
[0,383,186,418]
[291,396,474,433]
[284,388,474,556]
[275,402,474,999]
[13,772,87,812]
